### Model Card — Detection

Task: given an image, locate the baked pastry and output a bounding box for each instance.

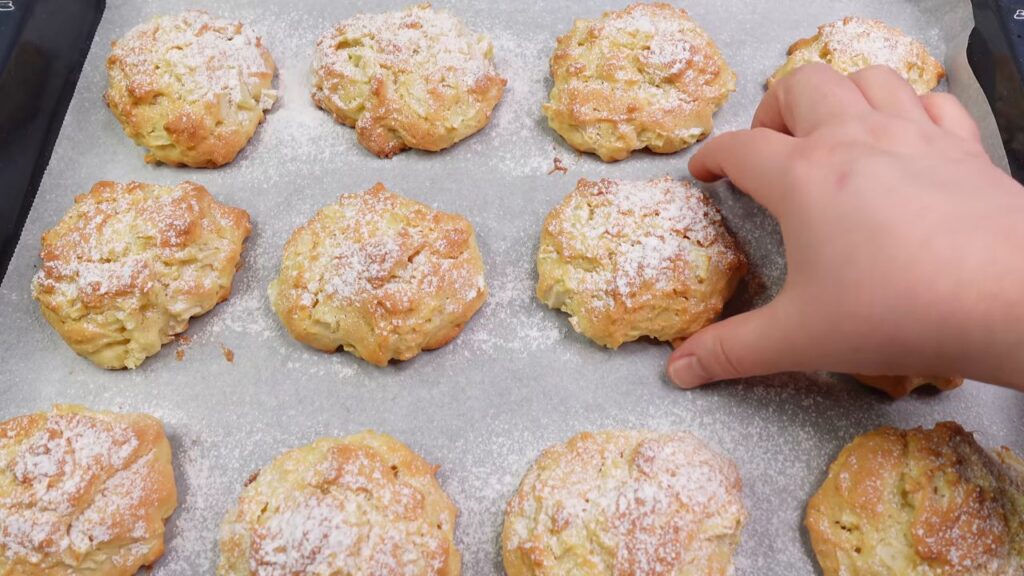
[105,10,277,167]
[0,404,178,575]
[311,3,506,158]
[217,432,460,575]
[768,17,945,95]
[853,374,964,399]
[268,183,487,366]
[543,3,736,162]
[806,422,1024,575]
[536,177,745,348]
[32,180,251,369]
[502,430,746,576]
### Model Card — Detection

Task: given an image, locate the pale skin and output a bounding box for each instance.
[667,63,1024,391]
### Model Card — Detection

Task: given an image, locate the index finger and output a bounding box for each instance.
[754,63,872,136]
[689,128,795,215]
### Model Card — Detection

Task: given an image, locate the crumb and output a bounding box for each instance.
[175,334,192,361]
[221,344,235,363]
[244,469,261,486]
[548,156,569,175]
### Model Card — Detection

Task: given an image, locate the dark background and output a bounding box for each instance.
[0,0,104,281]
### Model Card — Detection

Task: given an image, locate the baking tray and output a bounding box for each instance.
[1,1,1022,574]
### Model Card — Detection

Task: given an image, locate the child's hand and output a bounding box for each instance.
[668,63,1024,390]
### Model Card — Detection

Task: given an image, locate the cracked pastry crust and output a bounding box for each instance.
[217,432,461,576]
[543,3,736,162]
[0,404,178,576]
[105,10,277,167]
[311,3,506,158]
[31,180,251,369]
[768,17,945,95]
[853,374,964,399]
[806,422,1024,576]
[536,177,745,349]
[268,183,487,366]
[502,430,747,576]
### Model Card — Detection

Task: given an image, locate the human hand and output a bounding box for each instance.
[668,63,1024,390]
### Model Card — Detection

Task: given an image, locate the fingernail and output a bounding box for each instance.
[669,356,710,389]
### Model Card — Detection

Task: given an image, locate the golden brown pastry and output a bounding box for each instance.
[806,422,1024,575]
[217,432,460,576]
[768,17,945,95]
[32,181,251,369]
[543,3,735,162]
[312,3,506,158]
[853,374,964,399]
[536,177,745,348]
[105,10,277,167]
[0,404,178,575]
[502,430,747,576]
[268,183,487,366]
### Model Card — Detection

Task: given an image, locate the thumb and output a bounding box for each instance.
[667,302,799,388]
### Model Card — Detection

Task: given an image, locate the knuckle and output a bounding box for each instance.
[853,64,903,81]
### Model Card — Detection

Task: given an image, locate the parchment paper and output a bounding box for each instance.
[1,1,1021,574]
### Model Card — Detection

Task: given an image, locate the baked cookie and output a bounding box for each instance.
[536,177,745,349]
[543,3,735,162]
[503,430,746,576]
[268,183,487,366]
[217,432,460,576]
[105,10,277,167]
[853,374,964,399]
[32,181,251,369]
[311,3,506,158]
[806,422,1024,576]
[0,404,177,575]
[768,17,945,95]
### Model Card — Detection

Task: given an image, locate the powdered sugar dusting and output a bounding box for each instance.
[817,17,930,74]
[283,186,486,320]
[248,495,359,575]
[218,438,456,575]
[313,4,498,97]
[547,1,733,154]
[547,177,734,309]
[504,431,746,574]
[0,408,162,568]
[110,10,276,109]
[463,28,554,175]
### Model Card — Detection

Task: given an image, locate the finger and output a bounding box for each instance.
[848,65,930,121]
[667,301,803,388]
[689,128,796,214]
[753,63,872,136]
[920,92,983,144]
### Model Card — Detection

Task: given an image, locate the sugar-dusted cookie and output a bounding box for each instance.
[544,3,735,162]
[268,183,486,366]
[312,4,506,158]
[768,17,945,95]
[32,181,251,369]
[0,404,177,575]
[537,177,745,348]
[807,422,1024,575]
[105,10,277,167]
[503,430,747,575]
[217,432,460,575]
